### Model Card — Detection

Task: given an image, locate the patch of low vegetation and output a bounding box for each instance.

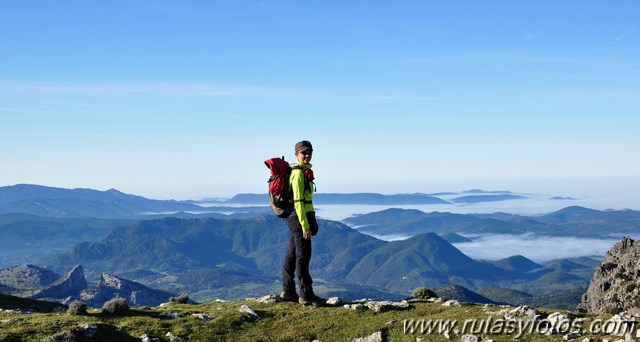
[626,282,636,293]
[0,296,633,341]
[412,287,437,300]
[67,301,87,316]
[43,330,75,342]
[169,294,189,304]
[101,298,129,316]
[0,293,63,312]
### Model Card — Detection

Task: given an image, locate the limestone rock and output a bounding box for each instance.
[0,264,59,292]
[78,323,98,338]
[326,297,343,306]
[140,334,160,342]
[442,299,461,307]
[239,304,260,319]
[366,300,410,313]
[78,273,173,307]
[509,305,539,318]
[31,265,87,299]
[351,331,384,342]
[166,332,186,342]
[579,236,640,314]
[255,295,276,304]
[247,295,276,303]
[344,303,365,311]
[461,335,482,342]
[546,312,573,335]
[191,313,214,322]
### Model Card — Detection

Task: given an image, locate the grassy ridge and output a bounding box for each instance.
[0,298,626,342]
[0,293,63,312]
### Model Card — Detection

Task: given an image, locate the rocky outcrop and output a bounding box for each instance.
[1,264,173,308]
[578,236,640,315]
[78,273,173,308]
[31,265,87,299]
[0,264,59,291]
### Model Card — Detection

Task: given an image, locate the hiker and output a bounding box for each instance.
[280,140,326,306]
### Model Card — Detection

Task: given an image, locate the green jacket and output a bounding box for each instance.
[290,162,314,231]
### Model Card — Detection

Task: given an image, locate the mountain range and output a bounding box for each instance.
[35,215,595,307]
[344,206,640,238]
[0,184,207,218]
[0,264,172,307]
[0,184,546,219]
[1,183,634,310]
[226,192,449,205]
[0,213,135,267]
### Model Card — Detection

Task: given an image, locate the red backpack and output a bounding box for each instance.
[264,157,314,218]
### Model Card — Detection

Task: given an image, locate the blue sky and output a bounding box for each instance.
[1,1,639,200]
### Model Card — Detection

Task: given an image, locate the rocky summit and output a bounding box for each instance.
[0,264,173,308]
[76,273,174,307]
[30,265,87,299]
[0,264,59,291]
[578,236,640,315]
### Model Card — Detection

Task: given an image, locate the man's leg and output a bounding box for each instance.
[282,221,297,295]
[296,233,314,299]
[285,213,314,299]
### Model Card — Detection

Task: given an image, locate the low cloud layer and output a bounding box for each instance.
[453,234,627,263]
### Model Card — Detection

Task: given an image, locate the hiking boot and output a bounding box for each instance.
[298,294,327,306]
[279,291,299,303]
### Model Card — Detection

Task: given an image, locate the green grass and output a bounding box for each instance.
[0,293,63,312]
[0,299,630,341]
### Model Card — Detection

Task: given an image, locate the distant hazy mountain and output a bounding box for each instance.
[490,255,544,272]
[35,216,594,302]
[344,208,531,236]
[435,284,496,304]
[0,213,135,268]
[0,184,451,218]
[1,184,623,306]
[0,184,207,218]
[462,189,514,194]
[450,194,527,203]
[42,216,386,300]
[549,196,576,201]
[227,192,449,205]
[439,233,472,243]
[477,287,532,305]
[345,232,512,292]
[0,264,59,290]
[0,264,172,307]
[538,205,640,224]
[343,206,640,238]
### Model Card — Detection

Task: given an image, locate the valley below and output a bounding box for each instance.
[1,184,640,313]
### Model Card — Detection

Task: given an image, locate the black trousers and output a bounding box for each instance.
[282,211,316,298]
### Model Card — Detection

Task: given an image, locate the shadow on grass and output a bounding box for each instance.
[72,324,139,342]
[83,307,176,320]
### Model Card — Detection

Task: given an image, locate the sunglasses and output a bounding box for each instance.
[300,150,313,156]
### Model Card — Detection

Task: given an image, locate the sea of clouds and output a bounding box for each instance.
[196,184,640,263]
[312,191,640,263]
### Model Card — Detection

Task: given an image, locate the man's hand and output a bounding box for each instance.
[303,229,312,240]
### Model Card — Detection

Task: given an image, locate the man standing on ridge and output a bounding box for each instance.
[280,140,326,306]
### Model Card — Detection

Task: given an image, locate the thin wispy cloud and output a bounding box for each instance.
[0,81,444,103]
[593,27,638,50]
[523,32,538,42]
[126,0,201,18]
[613,27,637,43]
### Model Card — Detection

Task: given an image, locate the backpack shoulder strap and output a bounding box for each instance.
[289,165,316,193]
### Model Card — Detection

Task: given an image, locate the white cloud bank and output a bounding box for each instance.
[453,234,627,263]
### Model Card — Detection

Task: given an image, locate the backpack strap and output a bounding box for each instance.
[291,166,316,198]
